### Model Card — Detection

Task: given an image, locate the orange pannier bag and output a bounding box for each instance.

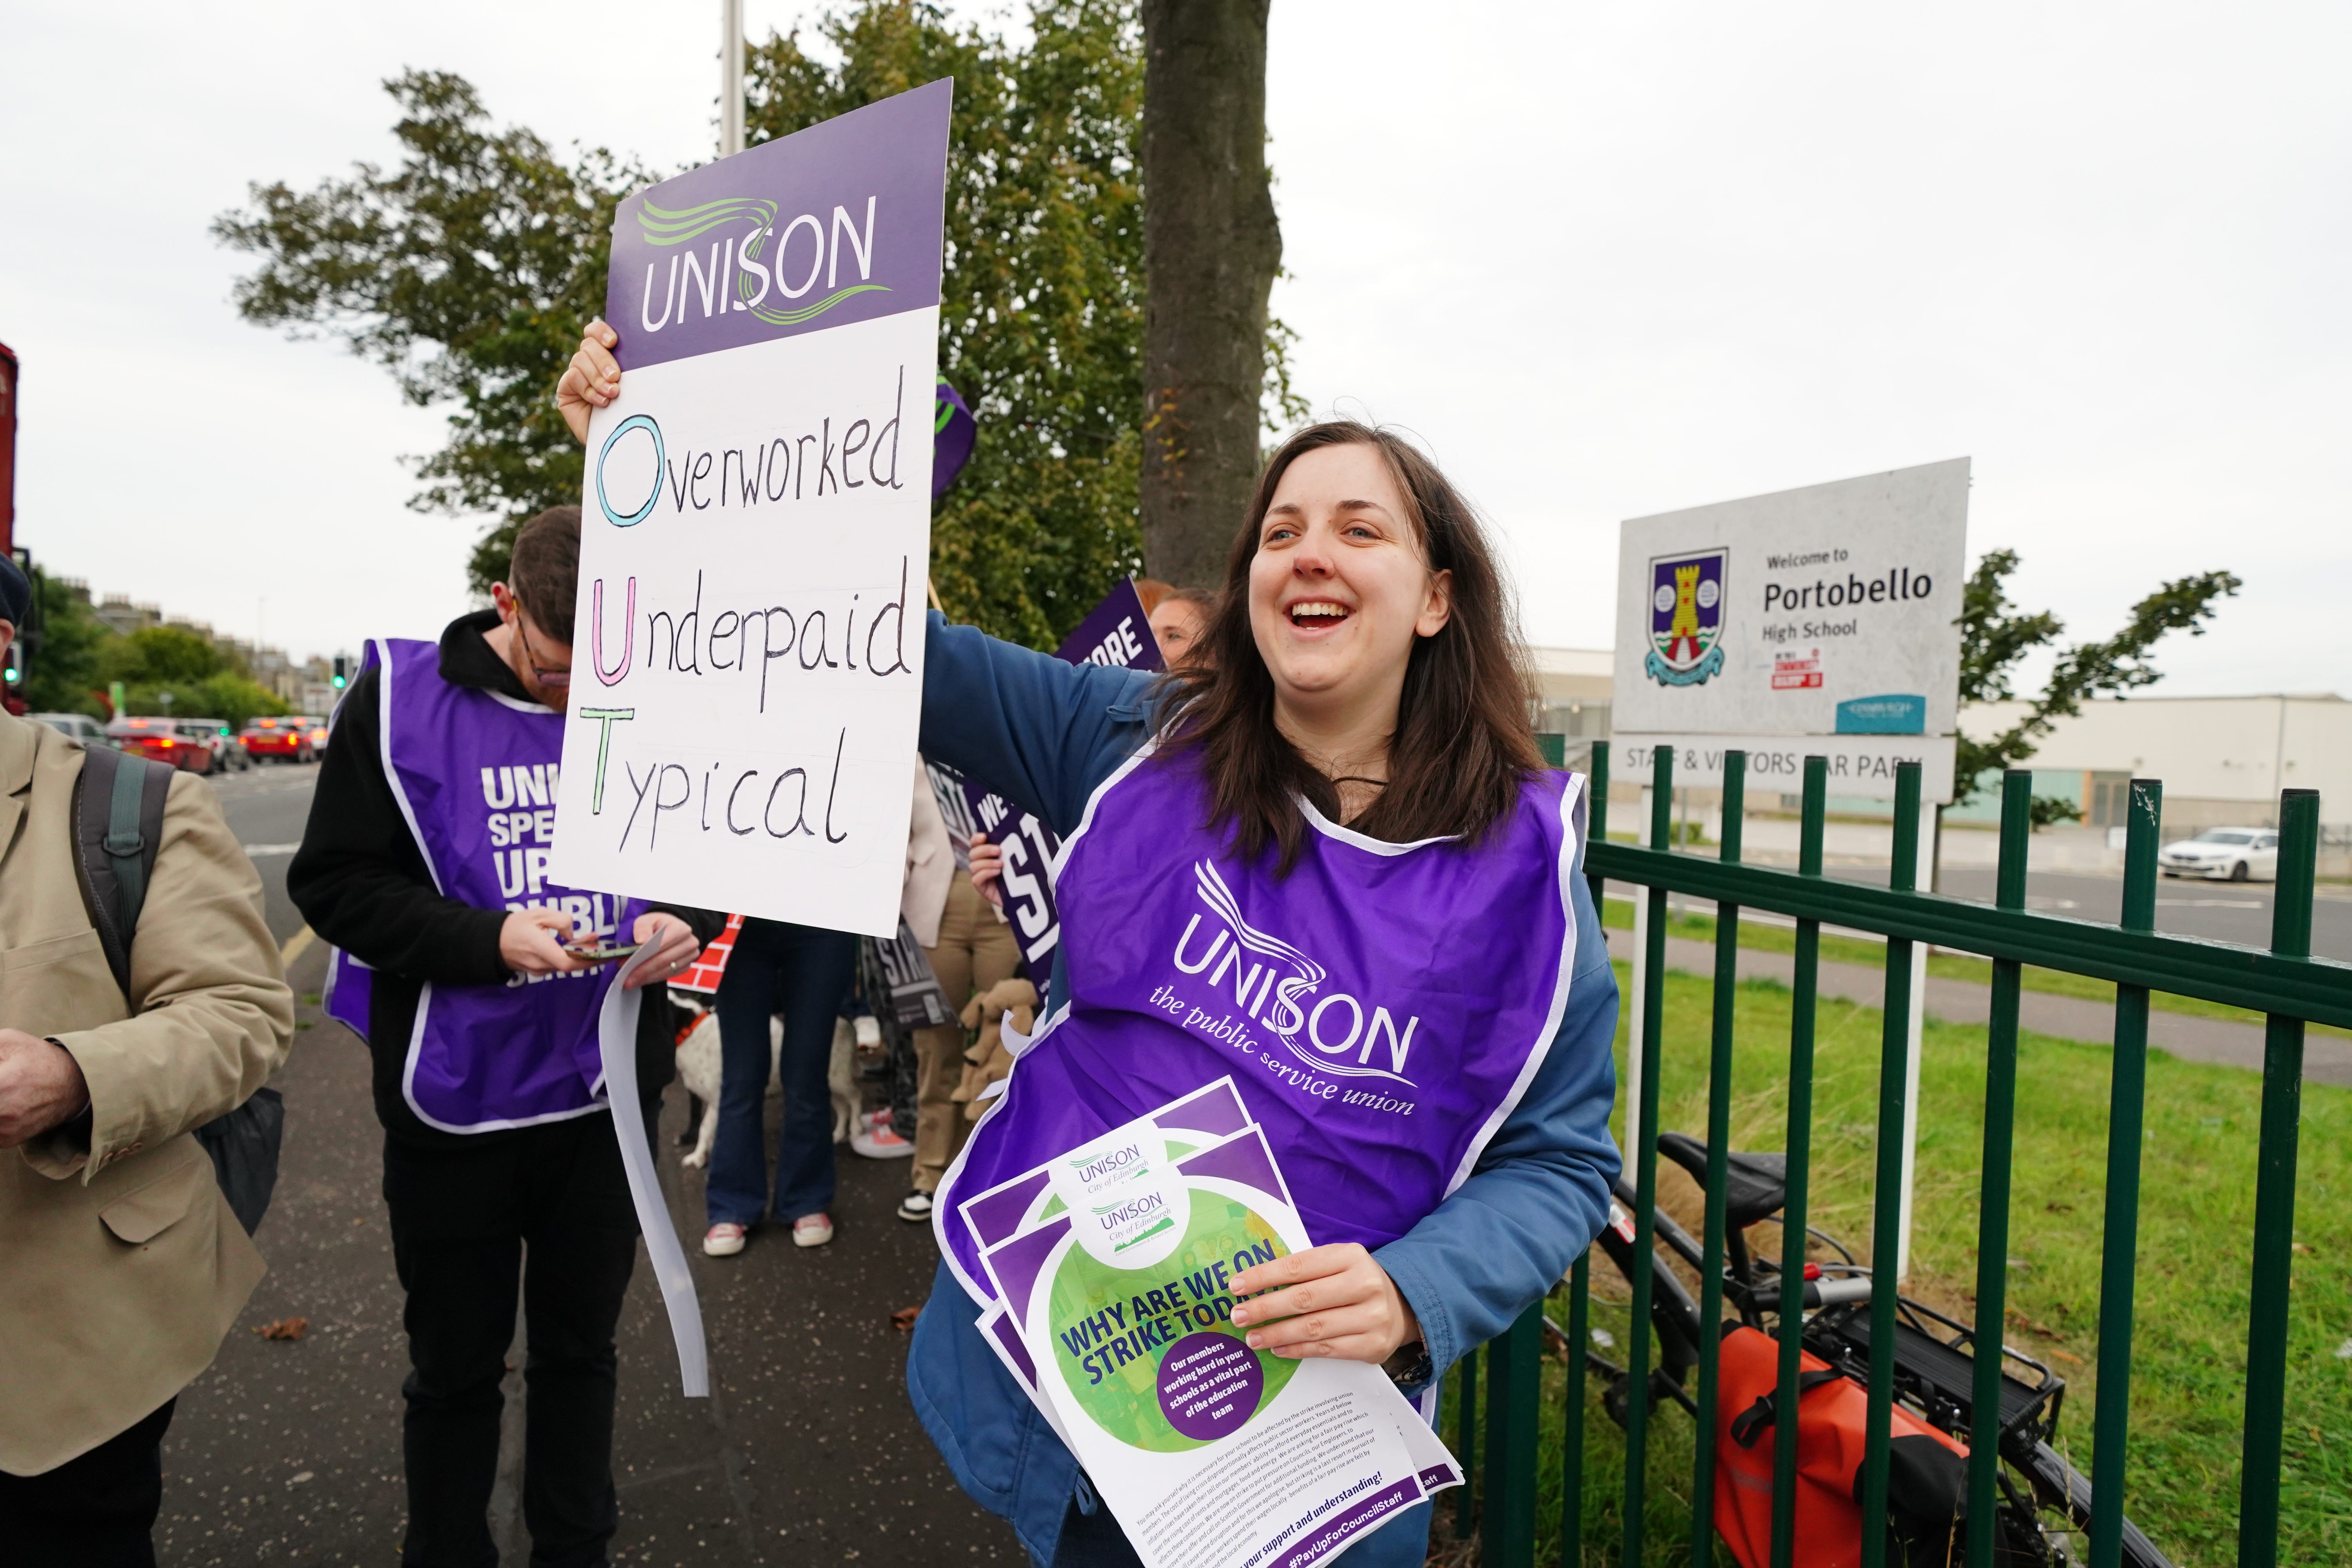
[1712,1325,1968,1568]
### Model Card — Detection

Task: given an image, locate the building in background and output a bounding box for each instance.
[1530,645,1612,768]
[1954,693,2352,834]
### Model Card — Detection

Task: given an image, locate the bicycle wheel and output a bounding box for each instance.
[1994,1440,2178,1568]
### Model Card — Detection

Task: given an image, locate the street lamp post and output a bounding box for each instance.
[720,0,744,157]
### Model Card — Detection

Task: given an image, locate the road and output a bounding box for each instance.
[164,761,1012,1566]
[209,760,319,943]
[1622,860,2352,964]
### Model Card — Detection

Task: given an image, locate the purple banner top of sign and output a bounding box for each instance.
[606,78,952,372]
[1053,577,1163,673]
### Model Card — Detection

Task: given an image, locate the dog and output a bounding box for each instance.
[673,997,861,1169]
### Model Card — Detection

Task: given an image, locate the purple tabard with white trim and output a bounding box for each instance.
[323,636,643,1133]
[935,751,1586,1303]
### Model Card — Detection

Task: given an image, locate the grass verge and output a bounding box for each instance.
[1436,964,2349,1566]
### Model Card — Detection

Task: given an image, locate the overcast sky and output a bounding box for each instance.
[4,2,2344,696]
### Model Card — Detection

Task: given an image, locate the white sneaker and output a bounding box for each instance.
[703,1223,748,1257]
[853,1016,882,1048]
[851,1120,915,1160]
[897,1189,934,1222]
[792,1212,835,1247]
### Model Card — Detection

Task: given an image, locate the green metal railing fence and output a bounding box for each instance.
[1443,741,2352,1567]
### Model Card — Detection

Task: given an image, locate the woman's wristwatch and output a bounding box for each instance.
[1382,1340,1432,1389]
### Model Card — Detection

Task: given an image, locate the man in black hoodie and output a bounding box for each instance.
[291,506,719,1568]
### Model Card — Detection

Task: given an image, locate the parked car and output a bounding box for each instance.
[27,712,115,750]
[107,716,212,772]
[2159,826,2279,882]
[304,716,330,755]
[241,715,317,764]
[184,719,252,773]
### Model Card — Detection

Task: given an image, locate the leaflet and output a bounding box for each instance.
[977,1084,1459,1568]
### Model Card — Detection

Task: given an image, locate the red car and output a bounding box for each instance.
[106,717,213,773]
[241,716,318,764]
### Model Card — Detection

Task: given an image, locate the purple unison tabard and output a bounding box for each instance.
[325,637,644,1132]
[936,750,1588,1305]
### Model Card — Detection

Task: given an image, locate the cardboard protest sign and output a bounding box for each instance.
[962,577,1162,978]
[549,80,953,937]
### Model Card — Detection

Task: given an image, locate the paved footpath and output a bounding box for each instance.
[1606,927,2352,1087]
[159,940,1015,1566]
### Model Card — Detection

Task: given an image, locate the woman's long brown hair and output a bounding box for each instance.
[1156,421,1546,871]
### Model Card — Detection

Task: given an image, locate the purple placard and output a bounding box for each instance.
[1053,576,1162,672]
[606,80,953,372]
[933,379,976,498]
[962,579,1164,982]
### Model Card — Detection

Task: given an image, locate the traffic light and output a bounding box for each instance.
[331,654,348,690]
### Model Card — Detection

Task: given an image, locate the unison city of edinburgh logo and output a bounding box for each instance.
[1644,548,1728,688]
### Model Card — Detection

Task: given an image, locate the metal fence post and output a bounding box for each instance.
[2237,788,2319,1567]
[1769,756,1828,1568]
[1858,763,1923,1566]
[1688,750,1745,1566]
[1562,1252,1590,1568]
[2088,779,2160,1567]
[1620,747,1673,1568]
[1483,1304,1545,1568]
[1966,771,2033,1568]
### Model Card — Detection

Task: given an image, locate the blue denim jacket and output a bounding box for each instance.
[907,613,1622,1565]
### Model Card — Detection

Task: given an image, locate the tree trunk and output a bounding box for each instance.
[1140,0,1282,590]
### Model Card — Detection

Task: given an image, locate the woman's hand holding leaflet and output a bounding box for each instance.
[1227,1242,1421,1364]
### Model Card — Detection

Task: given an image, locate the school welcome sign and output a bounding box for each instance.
[550,80,952,936]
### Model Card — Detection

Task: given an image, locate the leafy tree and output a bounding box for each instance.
[17,569,112,718]
[215,71,642,593]
[743,0,1157,644]
[100,626,224,687]
[1955,549,2241,819]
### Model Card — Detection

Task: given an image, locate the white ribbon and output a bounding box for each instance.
[598,946,710,1397]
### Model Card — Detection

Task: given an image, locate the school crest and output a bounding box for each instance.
[1644,548,1727,687]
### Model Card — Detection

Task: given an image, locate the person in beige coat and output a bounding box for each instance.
[0,564,295,1565]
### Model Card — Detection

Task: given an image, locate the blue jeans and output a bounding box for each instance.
[705,918,858,1228]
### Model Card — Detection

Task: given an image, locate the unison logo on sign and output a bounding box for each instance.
[632,194,889,335]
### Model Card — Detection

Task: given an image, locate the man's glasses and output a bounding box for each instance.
[512,606,572,688]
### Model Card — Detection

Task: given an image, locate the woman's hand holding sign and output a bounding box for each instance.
[555,320,623,444]
[1227,1242,1422,1365]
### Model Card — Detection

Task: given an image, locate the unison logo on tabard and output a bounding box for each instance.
[632,194,891,335]
[1645,548,1727,688]
[1169,862,1422,1087]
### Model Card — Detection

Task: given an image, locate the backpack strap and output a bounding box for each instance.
[70,746,173,999]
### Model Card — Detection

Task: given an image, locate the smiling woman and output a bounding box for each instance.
[1162,423,1548,864]
[562,330,1622,1568]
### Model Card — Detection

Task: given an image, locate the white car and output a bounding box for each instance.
[2159,826,2279,882]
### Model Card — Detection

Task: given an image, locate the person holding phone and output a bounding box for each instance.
[559,321,1622,1568]
[289,505,720,1568]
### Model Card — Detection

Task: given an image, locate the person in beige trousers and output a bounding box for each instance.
[895,765,1020,1222]
[0,567,294,1565]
